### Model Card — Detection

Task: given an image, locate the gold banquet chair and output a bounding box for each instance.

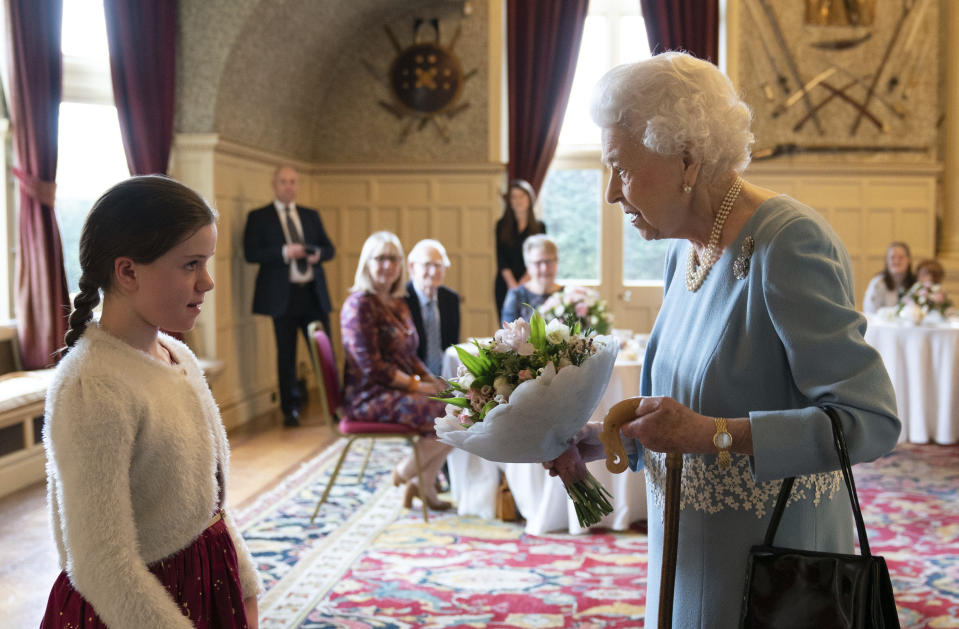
[306,322,430,523]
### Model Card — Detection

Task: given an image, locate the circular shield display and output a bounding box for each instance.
[390,43,463,114]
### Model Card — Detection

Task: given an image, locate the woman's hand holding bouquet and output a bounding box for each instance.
[542,422,620,526]
[432,310,619,527]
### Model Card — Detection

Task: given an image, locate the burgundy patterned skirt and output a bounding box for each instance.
[40,513,250,628]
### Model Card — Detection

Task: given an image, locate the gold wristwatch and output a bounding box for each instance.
[713,417,732,469]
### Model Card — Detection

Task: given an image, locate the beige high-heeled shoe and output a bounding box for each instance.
[402,482,452,511]
[394,467,443,492]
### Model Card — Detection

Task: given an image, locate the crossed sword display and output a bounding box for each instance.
[744,0,929,138]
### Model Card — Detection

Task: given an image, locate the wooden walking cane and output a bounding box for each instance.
[659,452,683,627]
[601,398,683,628]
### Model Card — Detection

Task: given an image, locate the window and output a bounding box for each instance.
[540,0,669,286]
[58,0,129,293]
[540,168,601,281]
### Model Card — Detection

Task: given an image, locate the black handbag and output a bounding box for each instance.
[740,406,900,628]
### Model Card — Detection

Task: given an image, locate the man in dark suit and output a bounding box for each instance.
[243,166,335,427]
[404,239,460,377]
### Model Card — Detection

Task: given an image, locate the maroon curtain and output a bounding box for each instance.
[6,0,70,369]
[507,0,589,195]
[103,0,177,175]
[639,0,719,62]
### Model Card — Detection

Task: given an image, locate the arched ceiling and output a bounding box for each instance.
[176,0,480,163]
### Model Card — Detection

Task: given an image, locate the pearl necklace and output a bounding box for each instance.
[685,176,744,292]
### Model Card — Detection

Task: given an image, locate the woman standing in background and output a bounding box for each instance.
[494,179,546,322]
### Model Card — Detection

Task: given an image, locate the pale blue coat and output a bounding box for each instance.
[629,195,900,628]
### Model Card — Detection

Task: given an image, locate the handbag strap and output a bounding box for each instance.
[761,406,872,557]
[828,405,872,556]
[762,476,795,546]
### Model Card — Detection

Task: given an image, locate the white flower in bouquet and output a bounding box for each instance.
[545,319,571,344]
[492,319,535,355]
[432,310,619,527]
[456,364,475,389]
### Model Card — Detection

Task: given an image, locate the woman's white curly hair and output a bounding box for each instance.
[590,51,754,183]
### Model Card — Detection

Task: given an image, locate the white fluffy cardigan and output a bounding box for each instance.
[43,325,261,628]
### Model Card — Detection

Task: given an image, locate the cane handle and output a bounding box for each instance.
[599,397,642,474]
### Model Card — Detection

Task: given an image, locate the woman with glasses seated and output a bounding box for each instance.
[340,231,453,511]
[501,234,562,323]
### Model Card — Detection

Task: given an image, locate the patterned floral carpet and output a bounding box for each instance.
[854,443,959,628]
[236,440,959,628]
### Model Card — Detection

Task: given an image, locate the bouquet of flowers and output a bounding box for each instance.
[433,310,619,527]
[897,281,952,323]
[538,285,614,335]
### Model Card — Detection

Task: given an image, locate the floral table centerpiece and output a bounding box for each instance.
[538,285,614,336]
[433,311,619,527]
[897,281,953,324]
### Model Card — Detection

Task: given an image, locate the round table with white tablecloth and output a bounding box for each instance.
[864,315,959,444]
[442,342,647,535]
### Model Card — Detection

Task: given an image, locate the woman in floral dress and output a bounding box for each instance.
[340,231,453,510]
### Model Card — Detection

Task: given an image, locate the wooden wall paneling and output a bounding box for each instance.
[313,169,502,344]
[341,205,373,251]
[436,178,489,204]
[322,179,371,204]
[436,207,462,248]
[407,206,432,246]
[753,177,796,197]
[463,205,494,249]
[339,204,372,299]
[316,204,342,311]
[373,206,402,237]
[378,179,432,205]
[173,137,505,430]
[746,163,938,308]
[213,157,286,429]
[831,208,863,251]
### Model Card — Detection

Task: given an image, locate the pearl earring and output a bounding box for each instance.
[683,184,692,193]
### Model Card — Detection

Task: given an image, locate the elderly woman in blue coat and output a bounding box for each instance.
[547,52,900,627]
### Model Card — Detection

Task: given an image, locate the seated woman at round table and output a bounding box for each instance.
[915,258,945,286]
[501,234,562,323]
[863,241,916,314]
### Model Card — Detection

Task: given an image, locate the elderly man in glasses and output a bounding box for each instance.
[403,239,461,377]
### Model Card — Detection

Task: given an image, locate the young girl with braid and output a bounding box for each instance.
[40,176,261,628]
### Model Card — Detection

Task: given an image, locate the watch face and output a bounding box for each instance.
[389,43,463,114]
